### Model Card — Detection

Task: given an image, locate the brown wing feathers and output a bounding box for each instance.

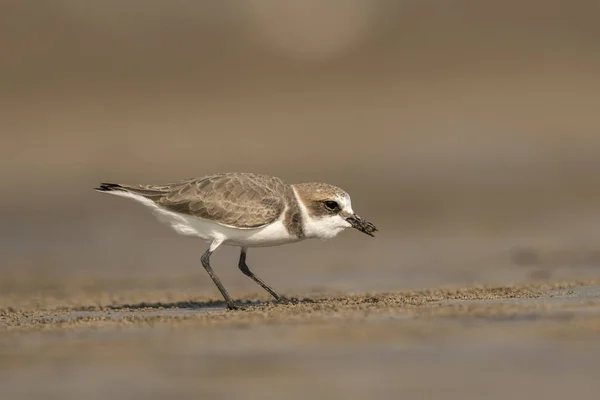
[96,173,289,228]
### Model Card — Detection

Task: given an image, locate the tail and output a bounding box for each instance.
[94,182,165,198]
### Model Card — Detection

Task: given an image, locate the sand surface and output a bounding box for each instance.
[2,281,600,400]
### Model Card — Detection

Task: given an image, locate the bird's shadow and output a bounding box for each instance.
[106,297,316,312]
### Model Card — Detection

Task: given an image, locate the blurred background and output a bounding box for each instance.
[2,0,600,295]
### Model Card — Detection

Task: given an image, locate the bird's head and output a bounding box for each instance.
[292,182,377,240]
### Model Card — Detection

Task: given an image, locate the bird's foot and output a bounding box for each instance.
[276,296,299,305]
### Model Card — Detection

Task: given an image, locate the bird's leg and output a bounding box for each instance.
[238,248,291,304]
[201,247,238,310]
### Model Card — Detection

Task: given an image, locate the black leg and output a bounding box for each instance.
[238,248,290,303]
[201,249,238,310]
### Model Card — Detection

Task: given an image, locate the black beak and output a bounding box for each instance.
[345,214,378,237]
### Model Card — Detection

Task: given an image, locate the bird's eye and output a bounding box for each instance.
[323,201,339,211]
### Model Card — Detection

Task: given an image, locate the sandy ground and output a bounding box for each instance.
[2,280,600,400]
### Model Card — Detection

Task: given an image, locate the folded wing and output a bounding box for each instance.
[109,173,289,229]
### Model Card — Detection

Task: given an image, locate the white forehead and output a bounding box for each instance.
[335,193,353,213]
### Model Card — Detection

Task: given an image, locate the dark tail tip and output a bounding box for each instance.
[94,182,123,192]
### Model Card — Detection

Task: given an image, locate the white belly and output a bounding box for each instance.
[177,212,303,247]
[106,190,302,247]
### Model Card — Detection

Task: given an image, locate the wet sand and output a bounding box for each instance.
[2,280,600,399]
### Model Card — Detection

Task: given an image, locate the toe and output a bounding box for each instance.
[277,296,299,305]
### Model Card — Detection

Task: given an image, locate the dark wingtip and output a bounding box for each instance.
[94,182,122,192]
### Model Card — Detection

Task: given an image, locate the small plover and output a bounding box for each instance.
[95,172,377,309]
